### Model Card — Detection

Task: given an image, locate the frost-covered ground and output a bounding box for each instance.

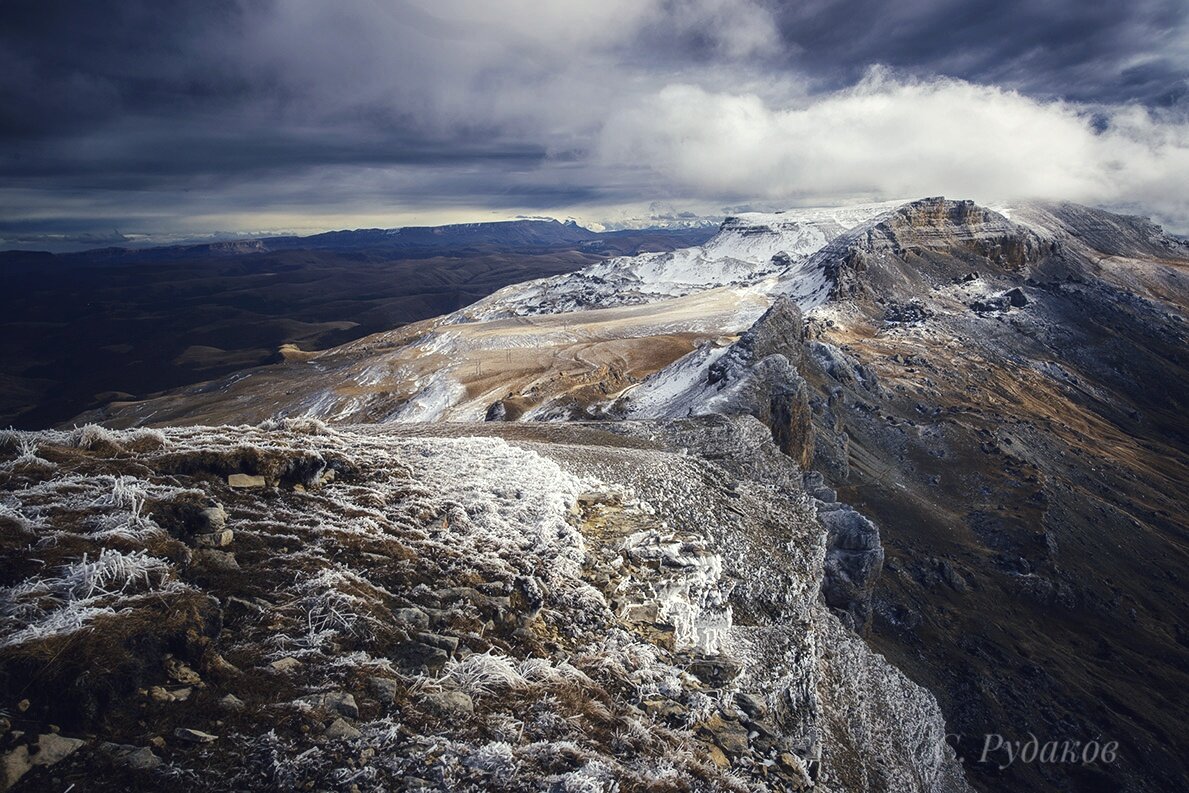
[0,420,967,792]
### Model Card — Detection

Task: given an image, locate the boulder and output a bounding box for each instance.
[698,713,750,756]
[302,691,358,720]
[219,694,246,711]
[1005,286,1029,307]
[121,747,162,770]
[269,657,302,673]
[819,507,885,633]
[394,607,430,631]
[367,676,402,705]
[687,657,741,687]
[2,746,31,791]
[195,529,234,548]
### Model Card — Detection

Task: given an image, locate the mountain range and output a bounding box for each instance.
[2,198,1186,792]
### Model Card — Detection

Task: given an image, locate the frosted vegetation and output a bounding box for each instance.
[0,419,966,791]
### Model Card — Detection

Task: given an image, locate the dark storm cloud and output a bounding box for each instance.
[770,0,1188,107]
[0,0,1186,239]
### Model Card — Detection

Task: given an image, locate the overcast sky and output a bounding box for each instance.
[2,0,1188,247]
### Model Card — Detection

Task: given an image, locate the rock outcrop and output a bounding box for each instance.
[706,298,816,467]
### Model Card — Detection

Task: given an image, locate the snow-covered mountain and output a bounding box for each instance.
[459,202,902,320]
[79,202,902,428]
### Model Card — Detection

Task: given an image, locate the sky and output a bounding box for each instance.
[2,0,1188,249]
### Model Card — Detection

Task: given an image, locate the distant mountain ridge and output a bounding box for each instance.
[0,221,715,428]
[2,218,710,264]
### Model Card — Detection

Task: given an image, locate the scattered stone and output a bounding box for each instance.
[32,733,84,767]
[699,713,750,756]
[303,692,359,720]
[193,549,239,570]
[415,632,459,655]
[227,473,266,489]
[970,295,1010,313]
[173,728,218,744]
[269,657,303,673]
[420,691,474,720]
[687,657,742,686]
[883,301,932,324]
[148,686,192,702]
[367,677,402,705]
[166,658,203,686]
[734,692,768,720]
[205,651,242,677]
[200,505,227,531]
[121,747,162,770]
[706,744,730,769]
[219,694,246,711]
[322,719,362,741]
[434,586,484,604]
[16,700,29,713]
[394,607,430,631]
[642,698,686,721]
[622,603,659,624]
[777,752,811,786]
[392,641,449,670]
[1005,286,1029,307]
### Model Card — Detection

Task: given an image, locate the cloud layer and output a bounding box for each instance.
[1,0,1187,245]
[599,70,1189,222]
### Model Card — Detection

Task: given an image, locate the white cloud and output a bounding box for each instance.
[597,68,1189,229]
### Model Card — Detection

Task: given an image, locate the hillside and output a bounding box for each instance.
[0,419,967,792]
[73,197,1189,792]
[0,222,712,428]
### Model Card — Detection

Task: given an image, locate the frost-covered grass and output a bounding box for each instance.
[0,419,964,792]
[0,548,179,648]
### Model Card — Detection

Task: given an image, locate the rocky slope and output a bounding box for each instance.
[74,204,898,429]
[52,196,1189,791]
[612,198,1189,791]
[0,420,967,792]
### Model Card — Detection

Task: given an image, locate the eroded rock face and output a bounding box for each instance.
[705,298,816,467]
[785,199,1189,791]
[817,504,885,632]
[814,197,1046,303]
